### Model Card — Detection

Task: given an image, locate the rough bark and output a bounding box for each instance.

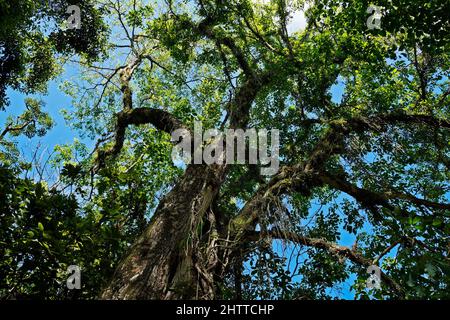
[101,164,227,299]
[99,53,270,299]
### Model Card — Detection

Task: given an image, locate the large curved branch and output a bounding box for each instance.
[316,112,450,133]
[375,113,450,129]
[228,71,273,128]
[385,191,450,211]
[229,117,353,232]
[232,110,450,230]
[95,108,188,170]
[319,173,450,212]
[229,110,450,270]
[246,230,405,298]
[319,174,394,211]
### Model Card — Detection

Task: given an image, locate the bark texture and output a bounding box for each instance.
[101,164,227,299]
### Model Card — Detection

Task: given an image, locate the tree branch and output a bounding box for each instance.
[319,173,450,212]
[196,16,256,80]
[0,120,34,140]
[246,229,405,298]
[95,108,187,170]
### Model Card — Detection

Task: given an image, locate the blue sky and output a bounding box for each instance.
[1,66,96,164]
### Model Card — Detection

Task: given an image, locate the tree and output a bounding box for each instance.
[1,0,450,300]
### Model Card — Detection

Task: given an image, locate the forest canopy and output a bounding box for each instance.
[0,0,449,300]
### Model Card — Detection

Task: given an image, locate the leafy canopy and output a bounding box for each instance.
[0,0,449,299]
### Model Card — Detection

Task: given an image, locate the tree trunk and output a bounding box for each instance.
[101,164,227,299]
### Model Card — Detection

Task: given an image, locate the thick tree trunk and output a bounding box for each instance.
[100,57,267,300]
[101,164,227,300]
